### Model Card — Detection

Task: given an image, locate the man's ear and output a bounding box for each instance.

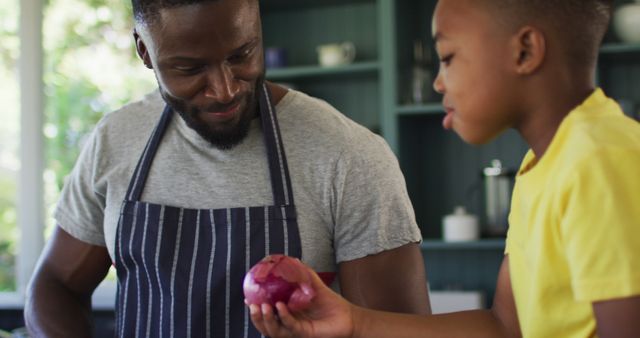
[133,28,153,69]
[511,26,546,75]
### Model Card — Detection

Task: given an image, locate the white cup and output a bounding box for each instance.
[317,42,356,67]
[614,2,640,43]
[442,206,480,242]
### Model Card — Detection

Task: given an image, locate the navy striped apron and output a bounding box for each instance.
[114,83,302,338]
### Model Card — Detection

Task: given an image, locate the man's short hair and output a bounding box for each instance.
[131,0,218,24]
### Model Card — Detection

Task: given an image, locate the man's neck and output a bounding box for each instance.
[266,81,289,106]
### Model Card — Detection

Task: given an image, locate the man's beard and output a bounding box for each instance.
[159,79,263,150]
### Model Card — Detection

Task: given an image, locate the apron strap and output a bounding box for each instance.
[125,105,173,201]
[259,83,295,207]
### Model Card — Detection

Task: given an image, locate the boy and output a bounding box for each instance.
[247,0,640,337]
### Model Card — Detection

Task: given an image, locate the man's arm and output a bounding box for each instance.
[338,242,431,314]
[593,295,640,338]
[24,226,112,337]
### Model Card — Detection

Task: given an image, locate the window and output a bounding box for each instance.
[43,0,156,219]
[0,0,19,293]
[1,0,155,306]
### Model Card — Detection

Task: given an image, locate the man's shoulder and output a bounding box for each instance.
[278,90,389,155]
[95,90,164,135]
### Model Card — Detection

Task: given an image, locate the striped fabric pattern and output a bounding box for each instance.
[114,83,302,337]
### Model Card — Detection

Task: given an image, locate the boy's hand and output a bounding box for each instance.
[248,265,356,338]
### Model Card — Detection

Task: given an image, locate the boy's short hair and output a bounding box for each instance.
[486,0,614,68]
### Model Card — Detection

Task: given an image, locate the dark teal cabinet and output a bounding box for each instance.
[421,240,504,307]
[261,0,640,308]
[260,0,529,238]
[395,0,640,240]
[261,0,385,132]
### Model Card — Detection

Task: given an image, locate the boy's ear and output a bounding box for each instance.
[134,28,153,69]
[511,26,545,75]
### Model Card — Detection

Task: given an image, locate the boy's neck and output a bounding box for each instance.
[516,71,596,159]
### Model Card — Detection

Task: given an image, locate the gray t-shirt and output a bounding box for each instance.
[55,89,421,275]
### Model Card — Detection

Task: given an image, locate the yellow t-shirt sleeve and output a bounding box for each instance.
[560,148,640,302]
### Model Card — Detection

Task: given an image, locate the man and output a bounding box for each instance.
[24,0,429,337]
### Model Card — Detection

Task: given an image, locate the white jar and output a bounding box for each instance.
[614,1,640,43]
[442,207,480,242]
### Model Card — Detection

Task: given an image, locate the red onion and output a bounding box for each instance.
[243,254,316,311]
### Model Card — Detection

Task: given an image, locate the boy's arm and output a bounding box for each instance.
[249,256,521,338]
[593,296,640,338]
[353,255,520,338]
[488,255,521,337]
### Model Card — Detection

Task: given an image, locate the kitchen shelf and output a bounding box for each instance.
[421,239,506,251]
[265,61,379,81]
[599,42,640,55]
[396,103,443,116]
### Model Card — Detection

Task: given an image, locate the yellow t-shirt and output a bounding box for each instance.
[506,89,640,338]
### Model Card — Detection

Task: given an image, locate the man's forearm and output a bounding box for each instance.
[339,243,431,315]
[25,273,94,337]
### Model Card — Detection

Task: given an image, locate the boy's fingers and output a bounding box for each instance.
[249,304,267,332]
[261,303,285,336]
[249,303,261,320]
[308,267,327,289]
[275,302,299,330]
[307,266,340,300]
[275,302,292,318]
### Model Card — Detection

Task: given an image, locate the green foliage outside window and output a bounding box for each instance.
[0,0,20,292]
[43,0,156,191]
[0,0,155,291]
